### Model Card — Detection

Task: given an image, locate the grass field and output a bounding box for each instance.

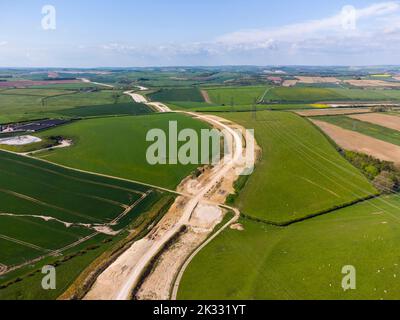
[57,102,152,118]
[34,113,212,189]
[0,89,130,123]
[217,111,377,224]
[178,194,400,300]
[0,150,162,269]
[166,101,220,110]
[167,102,327,112]
[315,115,400,146]
[263,87,400,103]
[0,233,112,300]
[29,83,108,90]
[45,90,131,109]
[205,86,269,105]
[149,88,204,103]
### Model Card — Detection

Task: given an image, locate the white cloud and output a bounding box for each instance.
[4,2,400,67]
[86,2,400,66]
[216,1,400,47]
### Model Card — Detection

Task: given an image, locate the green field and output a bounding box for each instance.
[178,194,400,300]
[166,101,220,110]
[263,87,400,103]
[0,150,163,268]
[264,87,344,103]
[30,83,108,90]
[0,233,113,300]
[179,104,327,113]
[205,86,269,105]
[57,102,152,118]
[218,111,377,224]
[45,90,131,108]
[149,88,204,103]
[0,89,131,123]
[34,113,212,189]
[316,115,400,146]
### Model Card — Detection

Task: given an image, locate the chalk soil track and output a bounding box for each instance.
[312,120,400,164]
[83,86,253,300]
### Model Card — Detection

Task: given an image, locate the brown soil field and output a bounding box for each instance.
[295,108,372,117]
[344,79,400,87]
[296,76,341,84]
[282,80,298,87]
[349,113,400,131]
[312,120,400,164]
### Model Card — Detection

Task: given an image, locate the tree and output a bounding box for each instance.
[373,171,396,193]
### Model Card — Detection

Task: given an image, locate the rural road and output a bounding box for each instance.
[124,90,172,113]
[82,80,245,300]
[79,78,115,88]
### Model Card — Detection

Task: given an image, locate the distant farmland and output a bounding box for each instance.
[315,115,400,147]
[57,102,152,118]
[263,87,400,103]
[148,88,204,103]
[0,80,82,88]
[205,86,268,105]
[0,88,130,123]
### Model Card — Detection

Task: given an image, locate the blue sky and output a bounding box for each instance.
[0,0,399,67]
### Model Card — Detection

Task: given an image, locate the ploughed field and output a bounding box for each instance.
[314,115,400,147]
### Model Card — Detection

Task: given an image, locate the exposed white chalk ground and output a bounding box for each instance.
[0,135,41,146]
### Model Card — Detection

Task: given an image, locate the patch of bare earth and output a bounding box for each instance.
[0,263,7,275]
[312,120,400,164]
[230,223,244,231]
[282,80,298,87]
[135,204,224,300]
[84,113,258,301]
[133,119,259,300]
[296,76,341,84]
[201,89,212,104]
[296,108,372,117]
[344,79,400,88]
[348,113,400,131]
[84,196,190,300]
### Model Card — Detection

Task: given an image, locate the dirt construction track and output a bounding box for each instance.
[83,85,253,300]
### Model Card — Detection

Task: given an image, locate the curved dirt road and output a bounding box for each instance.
[84,86,248,300]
